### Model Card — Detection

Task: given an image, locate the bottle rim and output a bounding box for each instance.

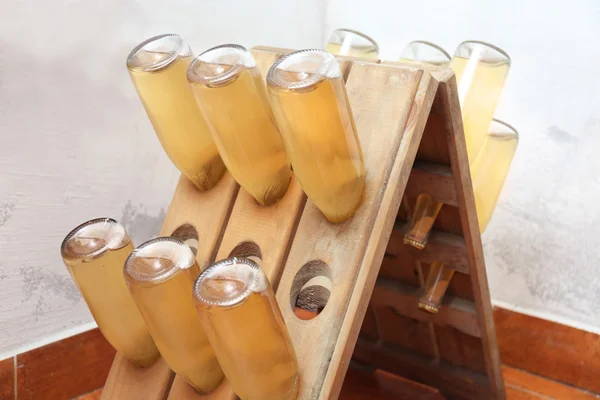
[187,43,255,87]
[126,33,186,72]
[402,40,451,62]
[193,257,264,308]
[267,49,340,92]
[60,217,127,260]
[455,40,511,65]
[124,236,195,283]
[330,28,380,52]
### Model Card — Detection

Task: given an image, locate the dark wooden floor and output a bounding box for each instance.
[79,364,599,400]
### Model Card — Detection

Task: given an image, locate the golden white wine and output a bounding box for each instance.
[61,218,159,367]
[267,50,365,223]
[127,34,226,191]
[451,42,511,161]
[470,120,519,231]
[326,28,379,59]
[124,237,223,393]
[188,45,291,205]
[194,257,298,400]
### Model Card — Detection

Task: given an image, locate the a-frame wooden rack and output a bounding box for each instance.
[101,46,505,400]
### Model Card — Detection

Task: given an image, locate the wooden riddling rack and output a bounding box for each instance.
[101,46,504,400]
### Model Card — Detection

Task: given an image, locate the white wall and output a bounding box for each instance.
[326,0,600,333]
[2,0,598,361]
[0,0,324,359]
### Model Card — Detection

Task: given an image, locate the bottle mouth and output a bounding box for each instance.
[193,257,267,308]
[126,33,190,72]
[454,40,511,65]
[124,237,196,284]
[267,49,341,92]
[329,28,379,52]
[401,40,451,64]
[61,218,129,261]
[187,44,256,88]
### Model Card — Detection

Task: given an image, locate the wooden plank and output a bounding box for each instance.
[405,161,457,206]
[374,369,447,400]
[0,357,14,400]
[102,357,173,400]
[386,223,469,274]
[166,48,307,400]
[160,174,239,268]
[430,69,505,398]
[353,340,492,400]
[273,63,436,400]
[103,174,238,400]
[15,329,114,400]
[434,325,487,373]
[374,306,436,357]
[339,366,446,400]
[502,366,600,400]
[495,307,600,394]
[378,252,420,287]
[372,279,480,338]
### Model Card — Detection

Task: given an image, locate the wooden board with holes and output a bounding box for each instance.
[354,64,506,399]
[102,46,504,400]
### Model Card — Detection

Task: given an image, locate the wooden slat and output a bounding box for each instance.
[102,357,173,400]
[430,69,505,398]
[405,161,457,206]
[339,366,447,400]
[372,279,480,338]
[386,223,469,274]
[375,306,437,357]
[103,174,238,400]
[166,48,307,400]
[502,365,600,400]
[274,62,436,400]
[495,307,600,394]
[353,340,492,400]
[434,325,487,373]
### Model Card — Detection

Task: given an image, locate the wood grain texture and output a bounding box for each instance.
[274,61,431,400]
[353,340,492,400]
[387,223,469,274]
[372,279,480,338]
[102,356,173,400]
[166,47,307,400]
[16,329,114,400]
[430,69,505,398]
[405,161,457,206]
[339,366,446,400]
[159,173,239,267]
[502,366,600,400]
[495,307,600,394]
[0,357,14,400]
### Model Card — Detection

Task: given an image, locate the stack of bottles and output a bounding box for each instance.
[61,33,370,400]
[326,30,518,314]
[59,30,519,399]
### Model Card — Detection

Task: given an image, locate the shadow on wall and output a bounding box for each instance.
[120,201,166,246]
[483,118,600,325]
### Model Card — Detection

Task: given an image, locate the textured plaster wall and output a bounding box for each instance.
[2,0,599,360]
[0,0,324,358]
[326,0,600,333]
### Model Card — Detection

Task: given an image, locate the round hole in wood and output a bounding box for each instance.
[228,241,262,265]
[290,260,332,320]
[170,223,199,256]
